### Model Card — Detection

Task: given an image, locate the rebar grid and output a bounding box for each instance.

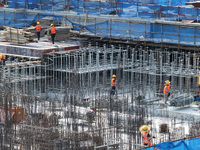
[0,43,200,150]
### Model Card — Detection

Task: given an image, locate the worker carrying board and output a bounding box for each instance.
[139,125,155,147]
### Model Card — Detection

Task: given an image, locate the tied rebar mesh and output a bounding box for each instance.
[0,43,200,149]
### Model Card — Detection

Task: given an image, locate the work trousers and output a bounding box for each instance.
[36,31,40,40]
[51,34,56,44]
[164,94,168,104]
[110,86,116,95]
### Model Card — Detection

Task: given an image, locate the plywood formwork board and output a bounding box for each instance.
[0,41,79,58]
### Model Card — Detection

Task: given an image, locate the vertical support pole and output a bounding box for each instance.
[61,53,63,93]
[110,19,112,39]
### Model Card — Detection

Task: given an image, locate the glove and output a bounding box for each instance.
[168,93,170,97]
[153,136,156,138]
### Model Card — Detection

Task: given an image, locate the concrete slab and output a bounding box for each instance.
[0,41,79,58]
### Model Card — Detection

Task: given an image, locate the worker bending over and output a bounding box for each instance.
[110,75,117,95]
[50,24,56,44]
[35,22,41,41]
[163,80,170,104]
[139,125,154,147]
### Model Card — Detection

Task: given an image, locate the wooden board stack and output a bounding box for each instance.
[1,27,35,44]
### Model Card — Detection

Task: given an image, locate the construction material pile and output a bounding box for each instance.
[1,27,35,43]
[169,95,193,107]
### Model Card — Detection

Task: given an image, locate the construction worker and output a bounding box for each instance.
[35,22,41,41]
[2,54,6,65]
[110,75,117,95]
[0,54,2,65]
[163,80,170,104]
[0,1,4,7]
[50,24,56,44]
[165,80,171,91]
[139,125,153,147]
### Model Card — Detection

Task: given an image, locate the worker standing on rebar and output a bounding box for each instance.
[110,75,117,95]
[139,125,153,147]
[50,24,56,44]
[166,80,171,91]
[163,80,170,104]
[35,22,41,41]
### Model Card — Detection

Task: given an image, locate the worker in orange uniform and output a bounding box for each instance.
[0,1,4,7]
[139,125,154,147]
[50,24,56,44]
[163,80,170,104]
[0,54,2,65]
[35,22,41,41]
[2,54,6,65]
[110,74,117,95]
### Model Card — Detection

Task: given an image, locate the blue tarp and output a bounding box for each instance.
[118,3,200,20]
[0,12,62,27]
[69,19,200,46]
[7,0,200,20]
[4,0,200,47]
[69,0,115,15]
[116,0,190,6]
[143,137,200,150]
[9,0,66,11]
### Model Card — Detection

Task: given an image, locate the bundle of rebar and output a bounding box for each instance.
[169,95,193,107]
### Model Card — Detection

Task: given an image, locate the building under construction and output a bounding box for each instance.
[1,0,200,150]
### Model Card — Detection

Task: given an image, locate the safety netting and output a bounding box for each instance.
[0,7,200,46]
[117,2,200,20]
[142,137,200,150]
[8,0,116,15]
[8,0,66,11]
[8,0,193,11]
[8,0,200,21]
[0,12,62,27]
[116,0,189,6]
[69,19,200,46]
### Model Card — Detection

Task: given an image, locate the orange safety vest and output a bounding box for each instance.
[50,26,56,34]
[35,24,41,32]
[142,132,152,146]
[111,78,117,87]
[163,85,169,94]
[2,54,6,60]
[168,83,171,91]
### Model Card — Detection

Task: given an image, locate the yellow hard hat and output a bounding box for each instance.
[50,24,54,26]
[112,75,116,78]
[37,22,40,24]
[165,80,170,83]
[139,125,150,133]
